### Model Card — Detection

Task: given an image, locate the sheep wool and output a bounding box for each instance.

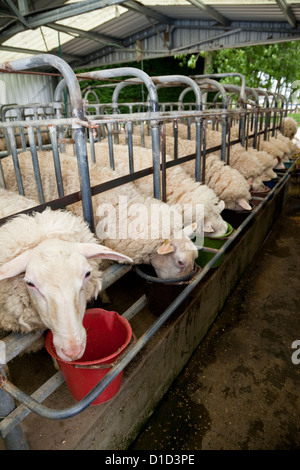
[90,141,228,237]
[0,149,197,270]
[282,117,298,140]
[0,207,103,334]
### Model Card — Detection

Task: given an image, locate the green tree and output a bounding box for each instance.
[175,41,300,100]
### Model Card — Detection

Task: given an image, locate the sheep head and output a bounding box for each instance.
[0,238,132,362]
[151,223,198,279]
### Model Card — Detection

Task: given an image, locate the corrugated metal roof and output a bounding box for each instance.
[0,1,299,69]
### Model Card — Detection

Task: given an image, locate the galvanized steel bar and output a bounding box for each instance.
[27,126,45,203]
[0,331,45,364]
[7,126,25,195]
[0,366,29,449]
[49,125,65,198]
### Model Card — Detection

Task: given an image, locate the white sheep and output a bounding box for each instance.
[159,135,252,211]
[0,188,39,217]
[0,200,132,361]
[282,117,298,140]
[0,150,198,280]
[177,125,268,191]
[245,148,278,179]
[87,141,228,238]
[270,132,298,159]
[229,122,295,164]
[126,131,251,210]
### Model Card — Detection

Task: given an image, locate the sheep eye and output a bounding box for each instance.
[85,271,91,279]
[25,280,36,288]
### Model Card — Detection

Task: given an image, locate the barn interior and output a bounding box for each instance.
[0,0,300,451]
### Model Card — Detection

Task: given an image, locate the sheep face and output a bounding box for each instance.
[0,238,132,362]
[203,200,228,238]
[151,224,198,279]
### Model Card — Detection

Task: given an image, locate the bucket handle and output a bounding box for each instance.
[74,333,137,370]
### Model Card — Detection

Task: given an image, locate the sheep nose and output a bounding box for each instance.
[61,344,85,361]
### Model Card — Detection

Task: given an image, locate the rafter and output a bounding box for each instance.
[122,0,174,24]
[0,44,80,61]
[275,0,297,28]
[48,22,123,47]
[186,0,230,26]
[2,0,30,28]
[0,0,129,39]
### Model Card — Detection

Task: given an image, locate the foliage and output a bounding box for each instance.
[175,42,300,100]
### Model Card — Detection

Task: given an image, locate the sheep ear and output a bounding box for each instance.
[157,240,175,255]
[236,198,252,211]
[76,243,133,263]
[0,250,33,280]
[203,222,214,233]
[247,177,253,186]
[217,200,225,212]
[183,222,197,238]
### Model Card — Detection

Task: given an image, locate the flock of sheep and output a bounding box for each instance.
[0,112,298,365]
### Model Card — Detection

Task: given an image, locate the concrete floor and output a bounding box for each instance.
[130,191,300,450]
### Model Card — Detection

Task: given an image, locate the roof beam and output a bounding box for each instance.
[0,0,129,39]
[122,0,175,24]
[48,22,123,47]
[0,44,81,61]
[186,0,230,26]
[2,0,30,29]
[275,0,297,28]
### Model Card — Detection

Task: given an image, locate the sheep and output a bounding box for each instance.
[245,148,278,179]
[179,126,268,191]
[229,122,296,163]
[0,150,198,280]
[129,131,252,210]
[272,132,298,158]
[198,153,251,210]
[0,188,39,218]
[157,135,252,211]
[85,140,228,238]
[0,201,132,361]
[282,117,298,140]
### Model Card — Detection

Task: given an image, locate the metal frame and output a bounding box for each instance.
[0,56,295,449]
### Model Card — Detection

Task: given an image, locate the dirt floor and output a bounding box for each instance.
[129,189,300,450]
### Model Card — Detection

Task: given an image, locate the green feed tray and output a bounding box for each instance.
[195,222,234,268]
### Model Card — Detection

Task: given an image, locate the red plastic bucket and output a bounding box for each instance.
[45,308,132,405]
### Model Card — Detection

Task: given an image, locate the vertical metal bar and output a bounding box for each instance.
[7,126,25,195]
[0,366,29,450]
[88,127,96,164]
[173,120,178,159]
[160,123,167,203]
[107,123,115,170]
[16,108,27,150]
[0,157,6,188]
[49,126,64,198]
[126,121,134,173]
[27,126,45,203]
[221,114,227,161]
[195,117,202,182]
[73,124,95,232]
[150,121,161,199]
[33,109,43,150]
[201,119,206,184]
